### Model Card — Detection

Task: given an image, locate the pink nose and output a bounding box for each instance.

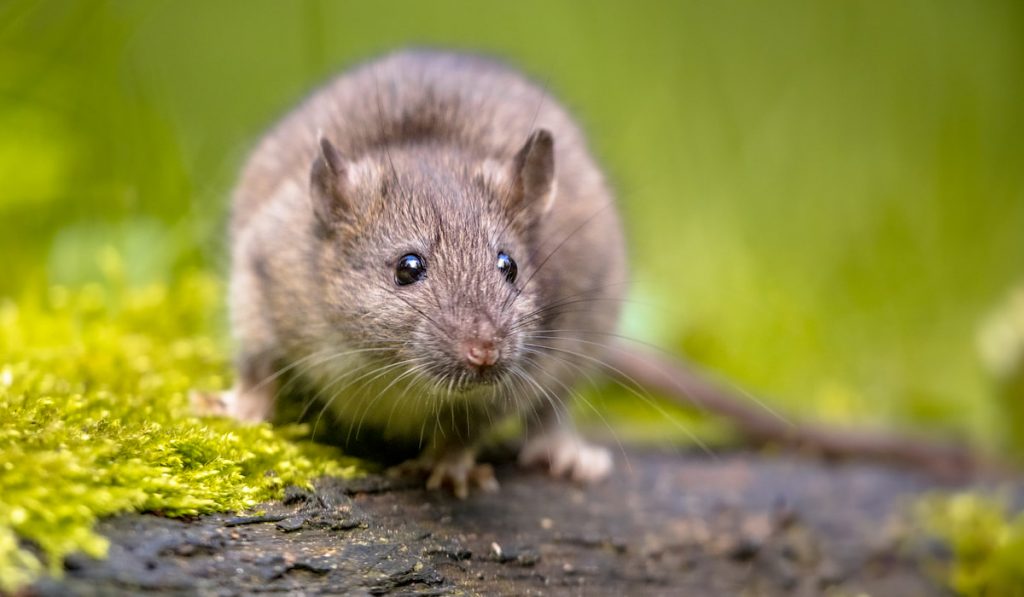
[464,340,499,368]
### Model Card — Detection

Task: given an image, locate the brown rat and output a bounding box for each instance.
[211,49,627,497]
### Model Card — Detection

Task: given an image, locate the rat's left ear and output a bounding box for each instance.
[509,128,556,216]
[310,136,354,226]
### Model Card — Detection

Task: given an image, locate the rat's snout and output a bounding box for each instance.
[460,317,501,371]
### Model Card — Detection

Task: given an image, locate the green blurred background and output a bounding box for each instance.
[2,0,1023,451]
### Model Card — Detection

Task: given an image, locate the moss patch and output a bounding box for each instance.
[919,493,1024,596]
[0,267,360,592]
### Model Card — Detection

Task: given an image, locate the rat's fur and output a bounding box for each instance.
[221,50,627,496]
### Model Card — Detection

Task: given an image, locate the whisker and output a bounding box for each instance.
[332,357,426,442]
[518,349,632,474]
[506,280,636,326]
[506,201,614,310]
[522,330,796,430]
[269,346,395,414]
[375,281,454,341]
[352,357,431,440]
[509,296,644,333]
[371,64,410,201]
[510,361,565,428]
[493,77,552,247]
[306,357,409,440]
[297,357,379,423]
[520,341,719,459]
[384,362,432,433]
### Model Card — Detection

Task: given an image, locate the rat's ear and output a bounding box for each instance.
[310,136,353,225]
[509,128,556,216]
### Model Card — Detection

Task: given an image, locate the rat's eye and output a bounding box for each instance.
[395,253,427,285]
[496,252,517,284]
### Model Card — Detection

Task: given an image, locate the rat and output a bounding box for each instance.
[195,49,984,494]
[202,49,628,497]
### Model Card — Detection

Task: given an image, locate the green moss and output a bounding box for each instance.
[919,493,1024,596]
[0,267,361,592]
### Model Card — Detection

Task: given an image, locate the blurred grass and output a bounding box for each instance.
[1,0,1023,448]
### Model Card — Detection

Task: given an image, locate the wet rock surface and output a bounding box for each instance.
[33,451,974,596]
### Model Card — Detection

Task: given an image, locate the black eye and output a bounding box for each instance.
[496,252,517,284]
[395,253,427,286]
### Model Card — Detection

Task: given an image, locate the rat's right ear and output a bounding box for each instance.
[508,129,557,217]
[310,136,352,225]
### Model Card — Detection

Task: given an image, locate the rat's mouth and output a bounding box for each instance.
[457,370,504,390]
[437,364,508,394]
[407,348,512,394]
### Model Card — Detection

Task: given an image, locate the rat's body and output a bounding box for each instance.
[219,50,627,496]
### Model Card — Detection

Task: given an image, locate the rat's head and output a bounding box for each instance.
[308,130,557,392]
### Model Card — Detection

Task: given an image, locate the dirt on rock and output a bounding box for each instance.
[32,450,975,596]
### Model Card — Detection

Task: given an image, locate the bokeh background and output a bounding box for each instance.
[2,0,1023,452]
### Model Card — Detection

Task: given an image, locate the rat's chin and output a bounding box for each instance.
[438,364,509,393]
[463,371,505,390]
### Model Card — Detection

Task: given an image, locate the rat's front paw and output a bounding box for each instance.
[390,448,499,499]
[427,453,499,500]
[518,430,612,483]
[189,388,233,417]
[188,387,273,423]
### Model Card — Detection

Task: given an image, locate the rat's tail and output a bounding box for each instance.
[603,342,999,481]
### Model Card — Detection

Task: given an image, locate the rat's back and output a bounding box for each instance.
[232,49,599,234]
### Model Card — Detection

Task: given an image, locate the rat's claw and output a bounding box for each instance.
[189,389,232,417]
[396,448,499,498]
[519,430,612,483]
[189,387,271,423]
[470,463,500,493]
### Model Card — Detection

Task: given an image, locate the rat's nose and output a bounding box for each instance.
[462,317,500,369]
[463,339,500,369]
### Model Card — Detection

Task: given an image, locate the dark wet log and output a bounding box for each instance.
[37,452,980,596]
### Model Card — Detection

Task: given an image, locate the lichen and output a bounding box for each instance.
[0,269,361,592]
